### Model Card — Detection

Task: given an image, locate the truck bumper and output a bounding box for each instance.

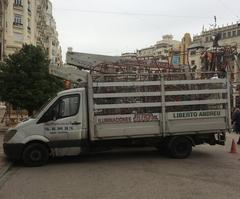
[3,143,24,160]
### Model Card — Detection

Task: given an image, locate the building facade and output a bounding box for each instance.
[0,0,8,61]
[136,46,155,59]
[45,1,61,65]
[193,22,240,48]
[189,22,240,70]
[136,34,181,63]
[4,0,37,56]
[187,44,204,69]
[180,33,192,65]
[121,52,137,60]
[35,0,61,65]
[3,0,61,64]
[154,35,180,62]
[190,22,240,107]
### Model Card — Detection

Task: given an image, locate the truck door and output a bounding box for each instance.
[37,94,82,143]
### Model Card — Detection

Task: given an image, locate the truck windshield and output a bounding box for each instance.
[32,97,54,119]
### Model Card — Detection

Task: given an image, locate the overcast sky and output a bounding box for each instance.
[51,0,240,60]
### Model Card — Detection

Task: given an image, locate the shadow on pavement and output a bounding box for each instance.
[47,148,214,165]
[10,147,215,167]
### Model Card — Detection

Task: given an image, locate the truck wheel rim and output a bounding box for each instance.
[176,143,188,154]
[30,150,42,161]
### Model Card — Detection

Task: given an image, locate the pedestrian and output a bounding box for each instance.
[232,107,240,144]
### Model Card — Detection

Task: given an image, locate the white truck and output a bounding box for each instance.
[3,70,231,166]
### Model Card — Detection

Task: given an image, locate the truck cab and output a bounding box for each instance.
[3,88,87,166]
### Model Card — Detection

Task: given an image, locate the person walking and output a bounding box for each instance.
[232,107,240,144]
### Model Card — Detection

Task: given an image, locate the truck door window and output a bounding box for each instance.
[38,94,80,123]
[37,102,60,123]
[59,95,80,118]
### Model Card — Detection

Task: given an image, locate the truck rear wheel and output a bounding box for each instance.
[22,143,49,167]
[168,137,192,159]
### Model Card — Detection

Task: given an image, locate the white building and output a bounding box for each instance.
[36,0,61,65]
[2,0,62,64]
[45,1,60,65]
[187,43,204,69]
[121,52,137,60]
[136,34,181,62]
[193,23,240,48]
[4,0,38,56]
[136,46,155,59]
[154,35,180,61]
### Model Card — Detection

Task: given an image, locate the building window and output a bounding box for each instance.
[232,31,236,37]
[237,30,240,36]
[218,33,222,39]
[223,32,226,39]
[28,1,31,12]
[13,15,23,26]
[14,0,22,6]
[228,31,231,38]
[190,50,196,56]
[27,19,31,30]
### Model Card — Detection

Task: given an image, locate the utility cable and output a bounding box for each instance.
[54,8,212,20]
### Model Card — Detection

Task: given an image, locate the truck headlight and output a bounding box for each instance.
[4,130,17,143]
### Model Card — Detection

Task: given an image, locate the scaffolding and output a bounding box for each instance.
[199,43,240,107]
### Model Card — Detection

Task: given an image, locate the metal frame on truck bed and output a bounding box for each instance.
[88,72,230,141]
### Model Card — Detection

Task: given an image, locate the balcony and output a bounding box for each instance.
[13,22,23,29]
[28,9,31,16]
[13,4,23,11]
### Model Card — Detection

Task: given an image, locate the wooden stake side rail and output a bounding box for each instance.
[93,79,226,87]
[93,89,228,98]
[94,99,228,110]
[92,77,228,110]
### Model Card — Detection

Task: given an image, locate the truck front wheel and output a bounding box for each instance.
[168,137,192,159]
[22,143,49,167]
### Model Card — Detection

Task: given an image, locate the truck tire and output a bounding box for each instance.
[168,137,192,159]
[22,143,49,167]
